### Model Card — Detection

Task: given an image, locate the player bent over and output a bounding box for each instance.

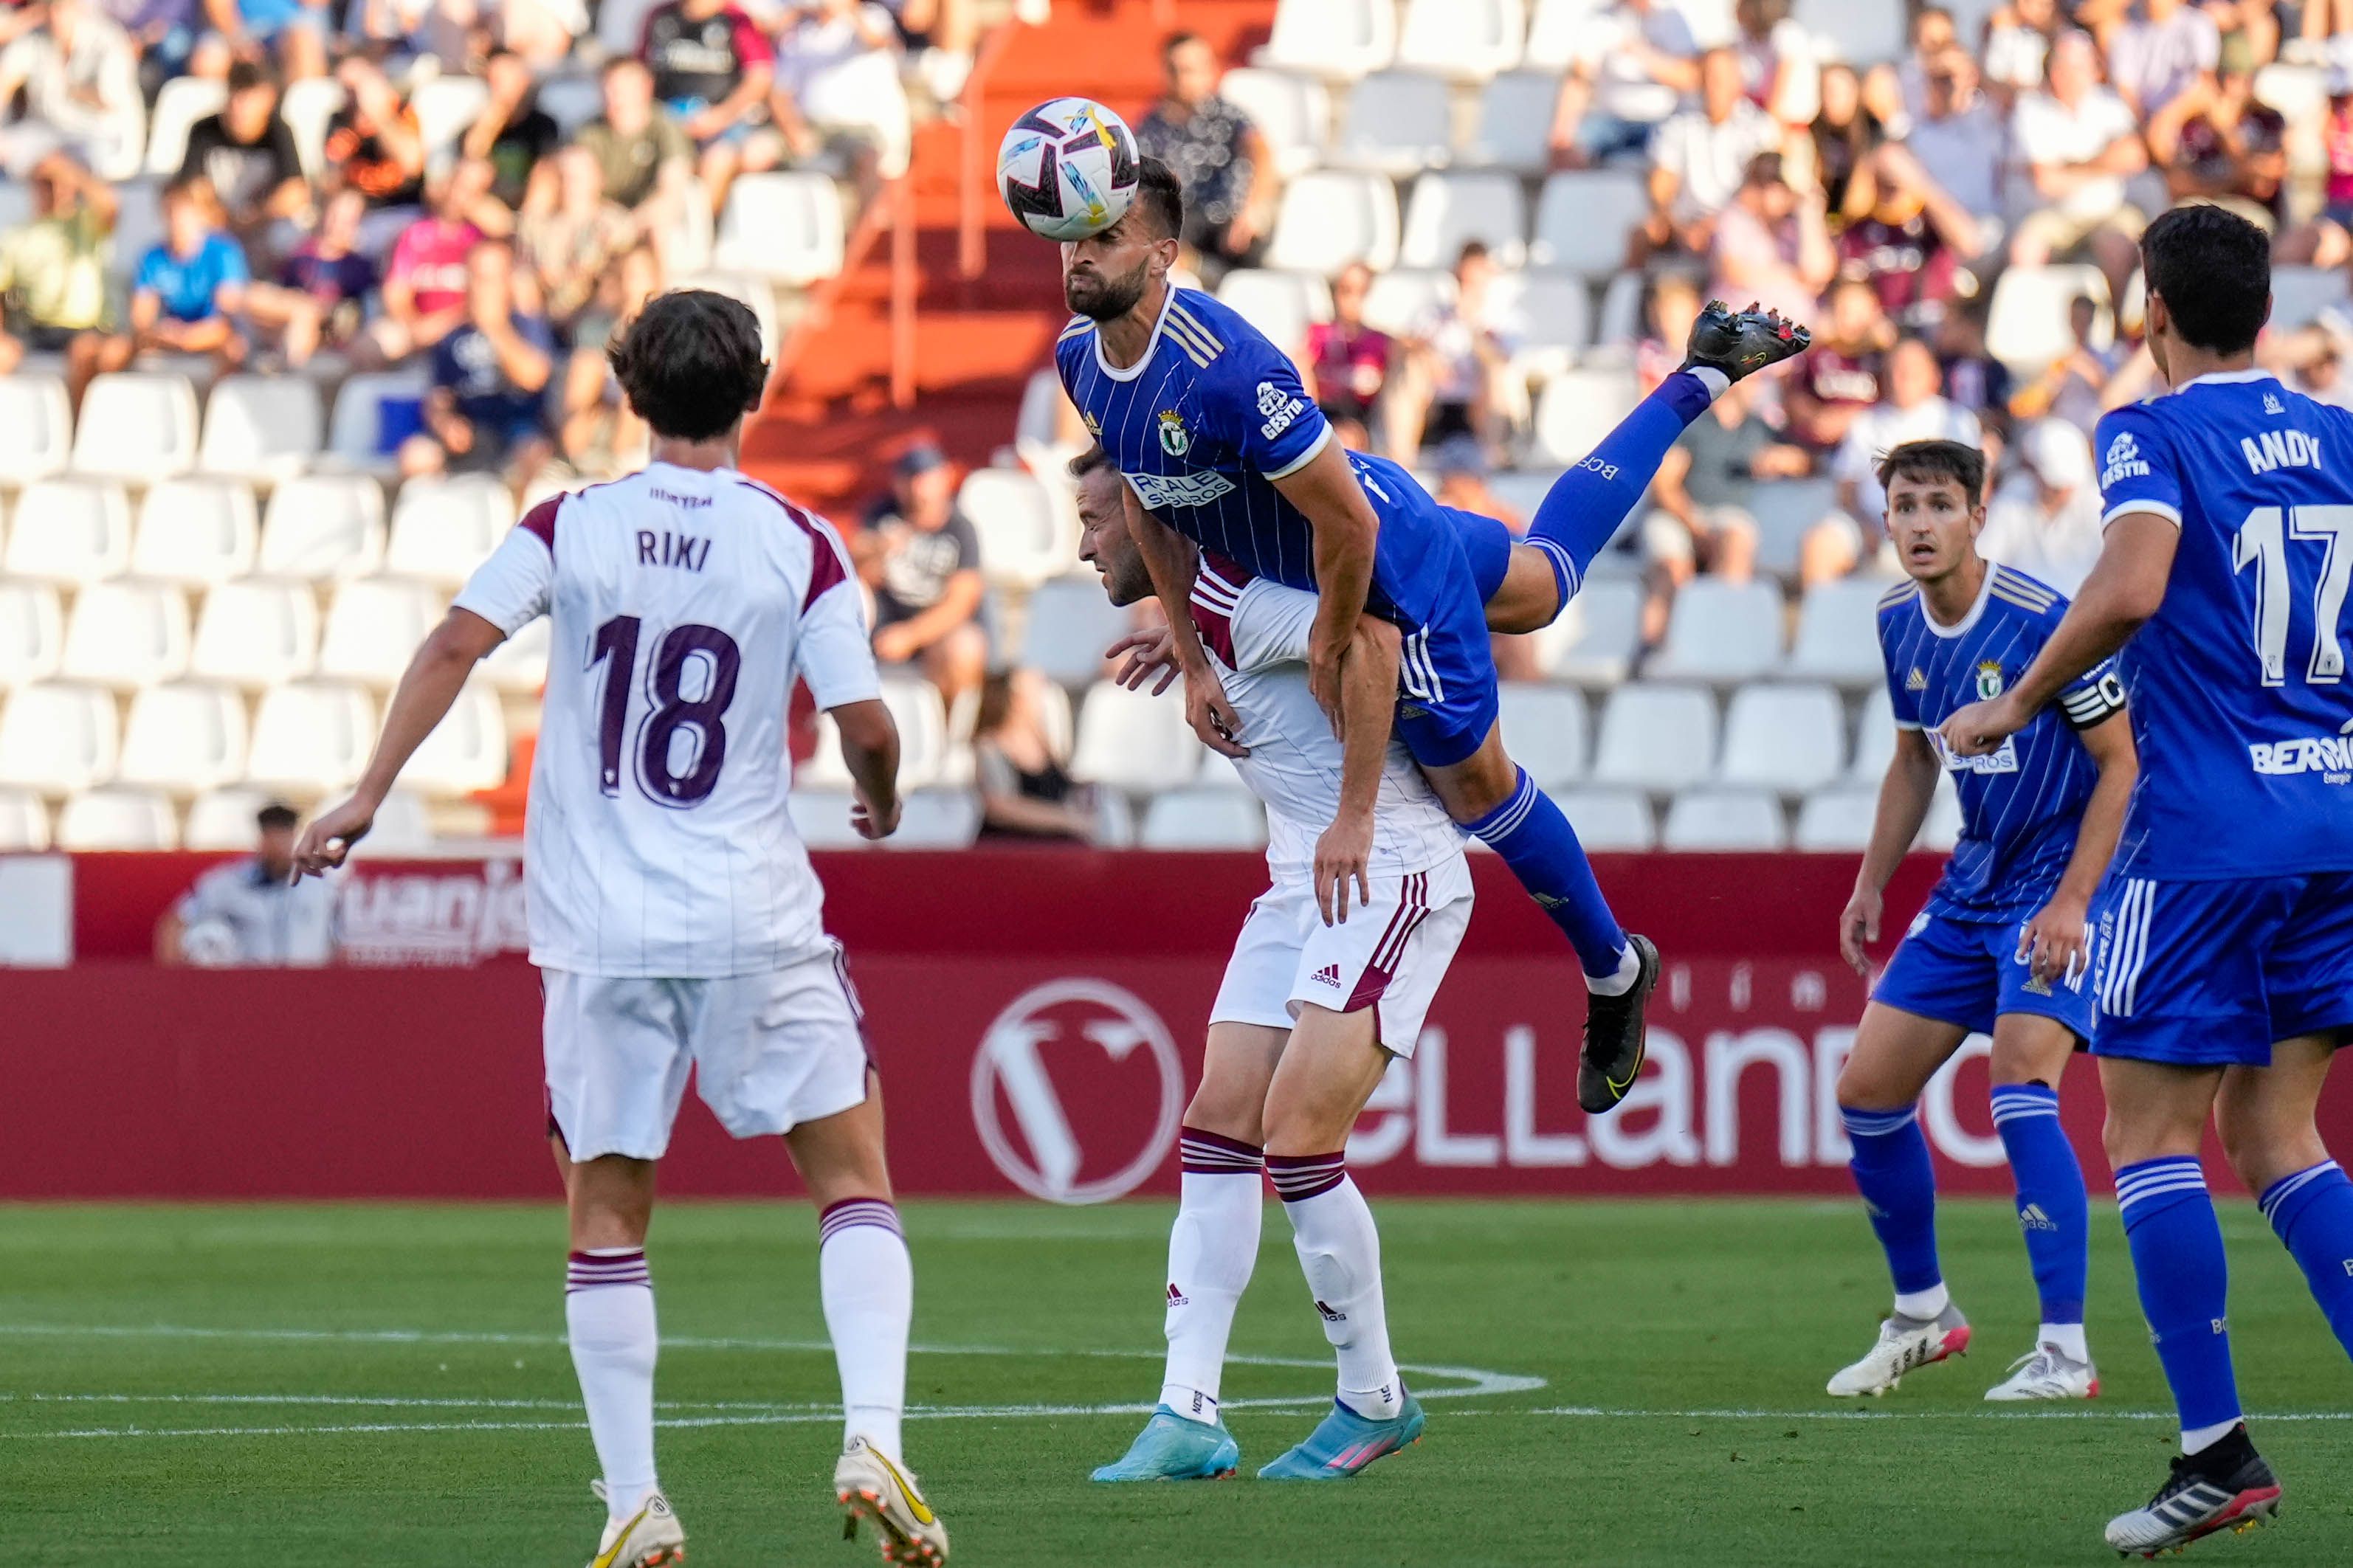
[1055,155,1811,1119]
[1946,207,2353,1557]
[294,291,948,1567]
[1070,447,1464,1481]
[1827,440,2135,1403]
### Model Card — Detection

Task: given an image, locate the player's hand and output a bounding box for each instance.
[1939,696,2022,757]
[1313,811,1374,927]
[1838,885,1881,979]
[1307,631,1344,732]
[2019,895,2092,987]
[1107,627,1179,694]
[1185,664,1250,758]
[851,788,900,840]
[292,795,375,879]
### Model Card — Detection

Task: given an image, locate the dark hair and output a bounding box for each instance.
[607,289,768,441]
[256,802,299,832]
[227,58,275,94]
[1875,438,1985,502]
[1134,155,1185,244]
[1068,444,1117,481]
[2141,202,2270,355]
[974,669,1018,736]
[1161,30,1205,61]
[1456,239,1491,266]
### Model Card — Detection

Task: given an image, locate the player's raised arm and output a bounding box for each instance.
[2022,697,2137,985]
[1267,438,1379,725]
[1839,725,1940,978]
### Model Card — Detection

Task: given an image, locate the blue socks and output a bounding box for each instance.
[1524,369,1717,614]
[1463,766,1629,981]
[2117,1156,2243,1443]
[2259,1158,2353,1358]
[1841,1104,1943,1305]
[1991,1083,2089,1333]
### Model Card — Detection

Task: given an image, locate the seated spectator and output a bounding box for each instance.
[1891,5,1960,119]
[1548,0,1701,167]
[1784,274,1893,453]
[325,55,428,245]
[576,57,697,273]
[201,0,327,80]
[1303,260,1391,447]
[1985,0,2062,97]
[2325,71,2353,232]
[557,245,660,480]
[244,186,376,367]
[1134,31,1275,286]
[1903,48,2003,227]
[1802,335,1982,585]
[522,146,638,339]
[973,670,1095,843]
[2008,30,2149,305]
[1643,379,1799,638]
[179,60,309,251]
[0,153,125,405]
[0,0,145,180]
[1385,241,1516,463]
[122,177,249,376]
[155,802,335,966]
[372,156,503,362]
[2009,294,2121,434]
[2109,0,2221,164]
[1734,0,1819,126]
[2165,61,2287,233]
[886,0,979,103]
[1810,62,1886,221]
[1709,151,1834,326]
[1836,144,1983,328]
[1638,46,1782,262]
[464,46,564,213]
[1976,418,2104,593]
[2209,0,2280,75]
[640,0,779,215]
[853,443,988,707]
[400,239,557,487]
[774,0,915,197]
[1932,297,2013,435]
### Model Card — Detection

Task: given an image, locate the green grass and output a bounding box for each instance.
[5,1199,2352,1566]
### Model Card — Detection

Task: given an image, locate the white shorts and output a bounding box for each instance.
[1209,859,1473,1057]
[542,942,872,1161]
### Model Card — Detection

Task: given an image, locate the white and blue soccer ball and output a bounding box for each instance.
[996,97,1140,243]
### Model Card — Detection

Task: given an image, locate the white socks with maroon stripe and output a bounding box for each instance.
[566,1247,659,1522]
[1269,1153,1404,1420]
[819,1198,912,1460]
[1161,1127,1266,1425]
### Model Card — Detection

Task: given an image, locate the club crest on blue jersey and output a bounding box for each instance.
[1976,660,2005,700]
[1157,410,1191,456]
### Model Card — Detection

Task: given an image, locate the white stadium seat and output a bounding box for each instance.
[1259,0,1397,77]
[1794,0,1907,63]
[1267,170,1401,274]
[0,581,64,688]
[59,580,192,691]
[406,681,509,795]
[1530,171,1650,274]
[1717,683,1846,794]
[0,787,49,850]
[1849,683,1898,784]
[325,370,430,473]
[384,474,510,587]
[885,788,983,849]
[260,474,387,581]
[788,788,867,849]
[1399,170,1527,269]
[2269,265,2352,334]
[960,468,1073,590]
[1496,680,1589,788]
[0,683,120,793]
[482,615,551,694]
[1218,69,1330,178]
[1525,0,1606,69]
[410,74,491,161]
[1794,787,1878,851]
[1532,366,1641,467]
[190,577,320,687]
[1360,269,1453,337]
[145,76,228,174]
[1748,476,1840,575]
[1071,680,1205,792]
[55,787,179,850]
[1397,0,1525,77]
[1594,271,1645,348]
[714,172,847,285]
[319,578,448,685]
[1650,578,1786,682]
[1489,269,1592,376]
[1467,72,1564,171]
[183,787,271,850]
[1021,576,1134,686]
[1534,576,1644,686]
[1214,269,1331,353]
[1785,578,1889,685]
[1592,683,1718,792]
[1334,71,1453,175]
[131,478,261,584]
[1662,789,1789,850]
[70,373,200,482]
[4,480,134,584]
[878,675,952,790]
[245,681,377,792]
[356,788,435,854]
[1139,788,1269,849]
[1554,787,1656,851]
[278,77,345,178]
[1986,265,2113,376]
[199,375,325,483]
[117,682,250,792]
[0,374,74,484]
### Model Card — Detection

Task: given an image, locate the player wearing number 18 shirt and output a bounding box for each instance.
[293,290,948,1568]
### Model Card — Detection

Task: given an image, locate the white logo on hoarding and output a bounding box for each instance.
[970,978,1183,1205]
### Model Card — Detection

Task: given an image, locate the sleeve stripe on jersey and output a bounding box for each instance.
[1264,422,1332,481]
[1058,314,1093,342]
[1990,565,2057,607]
[1167,303,1225,355]
[731,480,850,612]
[1990,581,2056,615]
[1162,311,1219,368]
[518,494,562,560]
[1878,581,1918,611]
[2102,497,2183,528]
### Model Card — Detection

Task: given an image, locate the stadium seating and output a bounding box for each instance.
[1399,170,1528,269]
[59,581,192,691]
[55,787,179,850]
[189,578,320,688]
[410,75,492,162]
[183,787,272,850]
[1784,578,1889,685]
[0,581,63,688]
[1534,576,1643,686]
[959,469,1072,590]
[319,578,448,685]
[1555,787,1657,851]
[0,682,120,794]
[1396,0,1526,79]
[1216,269,1330,352]
[1531,365,1641,468]
[0,787,49,850]
[1717,683,1846,795]
[1260,0,1399,78]
[111,183,167,281]
[1591,683,1717,792]
[1847,685,1898,784]
[277,77,344,178]
[325,370,431,474]
[1496,680,1589,788]
[1071,679,1206,792]
[886,789,984,849]
[1020,576,1132,687]
[788,788,867,849]
[1137,788,1269,849]
[1794,787,1877,851]
[1529,171,1650,274]
[383,475,510,587]
[1488,269,1592,379]
[713,173,847,286]
[1219,68,1331,178]
[4,480,134,584]
[1267,170,1402,273]
[1650,578,1785,682]
[405,681,509,795]
[131,479,261,584]
[70,374,201,483]
[259,475,388,581]
[144,77,227,175]
[0,375,73,485]
[1661,788,1790,850]
[1334,72,1454,176]
[1794,0,1908,63]
[1521,0,1591,71]
[1986,265,2114,376]
[245,681,377,793]
[117,682,250,793]
[1466,71,1562,173]
[198,376,325,484]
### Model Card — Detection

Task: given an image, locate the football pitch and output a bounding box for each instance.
[7,1199,2352,1567]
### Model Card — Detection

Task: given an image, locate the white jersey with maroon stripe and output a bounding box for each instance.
[1189,560,1463,884]
[452,460,881,978]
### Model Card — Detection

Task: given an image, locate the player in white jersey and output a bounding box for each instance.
[292,291,948,1568]
[1064,446,1470,1482]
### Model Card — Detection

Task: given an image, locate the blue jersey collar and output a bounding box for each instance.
[1093,286,1179,384]
[2173,368,2276,393]
[1920,562,1997,640]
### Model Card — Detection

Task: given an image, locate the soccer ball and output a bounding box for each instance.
[996,97,1140,243]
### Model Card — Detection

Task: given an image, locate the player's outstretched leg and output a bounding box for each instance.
[2220,1038,2353,1362]
[1827,1101,1971,1395]
[1983,1017,2098,1401]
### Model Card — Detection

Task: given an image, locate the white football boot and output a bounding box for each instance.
[1825,1303,1972,1396]
[836,1436,949,1565]
[1983,1343,2098,1402]
[586,1483,686,1568]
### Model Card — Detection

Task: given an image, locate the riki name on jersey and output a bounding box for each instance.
[637,531,712,572]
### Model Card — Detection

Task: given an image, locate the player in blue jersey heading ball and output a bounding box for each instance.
[1053,155,1809,1107]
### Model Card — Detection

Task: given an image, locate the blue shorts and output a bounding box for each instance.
[1873,908,2096,1041]
[2089,871,2353,1067]
[1382,498,1499,771]
[665,98,760,148]
[1444,505,1515,606]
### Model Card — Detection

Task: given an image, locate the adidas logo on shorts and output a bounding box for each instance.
[1312,964,1343,987]
[1167,1282,1190,1308]
[1315,1299,1347,1323]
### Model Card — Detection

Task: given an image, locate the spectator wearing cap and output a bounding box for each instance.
[463,47,564,214]
[1303,261,1393,452]
[575,57,697,273]
[201,0,328,81]
[1709,151,1835,327]
[1644,377,1799,641]
[120,177,250,378]
[853,443,988,707]
[1639,46,1782,263]
[2109,0,2222,164]
[244,187,376,367]
[0,0,145,180]
[1134,32,1278,286]
[400,238,557,488]
[1977,419,2104,593]
[0,151,128,407]
[638,0,779,216]
[2008,30,2149,305]
[1385,241,1517,465]
[1548,0,1702,167]
[1802,335,1982,585]
[156,802,337,967]
[178,60,309,252]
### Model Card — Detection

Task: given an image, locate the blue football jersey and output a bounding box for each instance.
[1055,287,1458,626]
[1881,564,2125,920]
[2093,371,2353,879]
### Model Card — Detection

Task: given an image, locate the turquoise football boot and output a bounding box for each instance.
[1091,1406,1241,1482]
[1256,1392,1425,1480]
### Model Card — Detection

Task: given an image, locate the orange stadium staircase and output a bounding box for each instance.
[737,0,1278,521]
